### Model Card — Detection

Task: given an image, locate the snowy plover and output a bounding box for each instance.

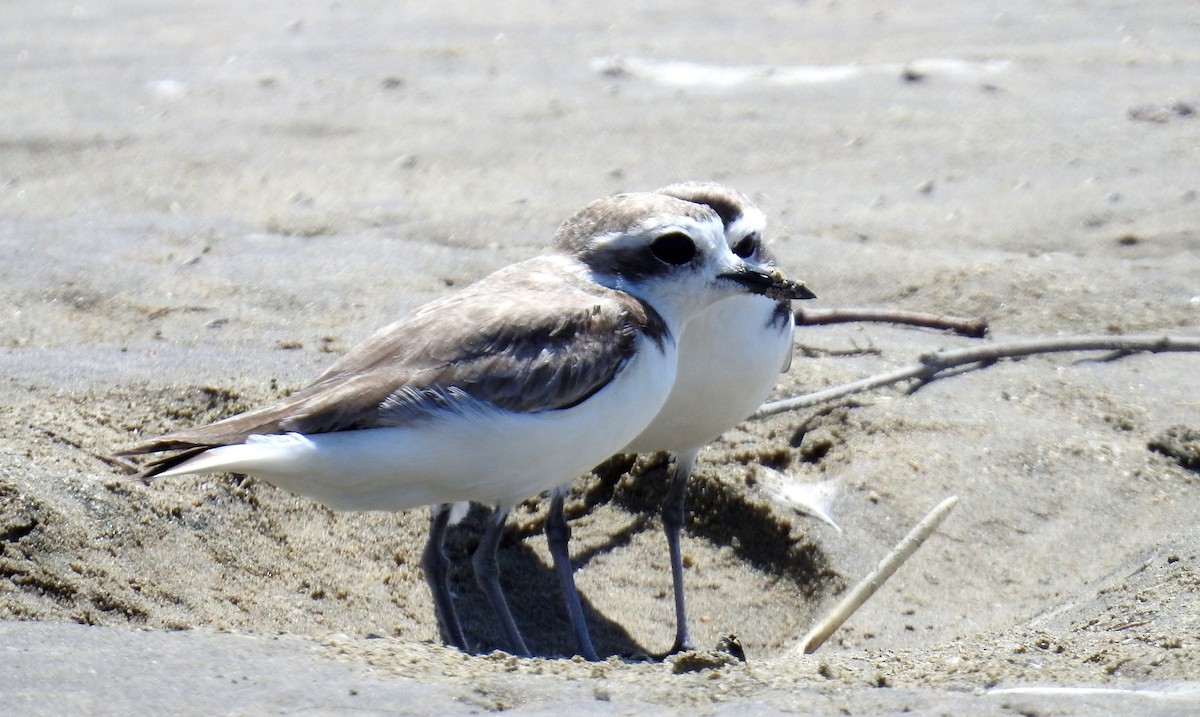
[545,183,808,657]
[118,191,814,658]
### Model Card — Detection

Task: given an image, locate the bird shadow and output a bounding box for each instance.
[440,504,650,660]
[582,453,837,598]
[438,448,839,660]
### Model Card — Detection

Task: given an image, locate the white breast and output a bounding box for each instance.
[624,294,792,455]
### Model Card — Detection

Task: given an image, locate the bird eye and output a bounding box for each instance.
[731,231,760,258]
[650,232,697,265]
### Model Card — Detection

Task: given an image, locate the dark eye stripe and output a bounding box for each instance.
[731,231,759,258]
[650,233,697,265]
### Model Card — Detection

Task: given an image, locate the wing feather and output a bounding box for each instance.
[118,258,669,471]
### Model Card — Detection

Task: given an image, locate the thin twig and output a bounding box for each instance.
[757,334,1200,419]
[799,495,960,655]
[795,307,989,338]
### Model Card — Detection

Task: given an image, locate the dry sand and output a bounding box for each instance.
[3,2,1200,714]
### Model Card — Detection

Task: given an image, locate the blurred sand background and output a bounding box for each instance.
[2,1,1199,714]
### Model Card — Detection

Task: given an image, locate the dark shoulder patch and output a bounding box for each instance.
[768,299,793,331]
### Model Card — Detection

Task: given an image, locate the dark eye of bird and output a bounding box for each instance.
[732,231,759,258]
[650,232,697,265]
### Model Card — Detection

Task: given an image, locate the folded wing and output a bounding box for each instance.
[118,260,668,477]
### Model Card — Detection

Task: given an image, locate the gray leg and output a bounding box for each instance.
[471,504,531,657]
[421,503,468,651]
[663,450,699,654]
[545,486,599,660]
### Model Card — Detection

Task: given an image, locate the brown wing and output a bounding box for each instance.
[118,258,668,459]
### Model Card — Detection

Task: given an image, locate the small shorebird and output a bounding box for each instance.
[118,191,814,658]
[545,183,806,658]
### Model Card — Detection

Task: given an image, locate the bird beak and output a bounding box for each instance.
[719,266,816,301]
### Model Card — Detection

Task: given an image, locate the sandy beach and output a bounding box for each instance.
[3,1,1199,714]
